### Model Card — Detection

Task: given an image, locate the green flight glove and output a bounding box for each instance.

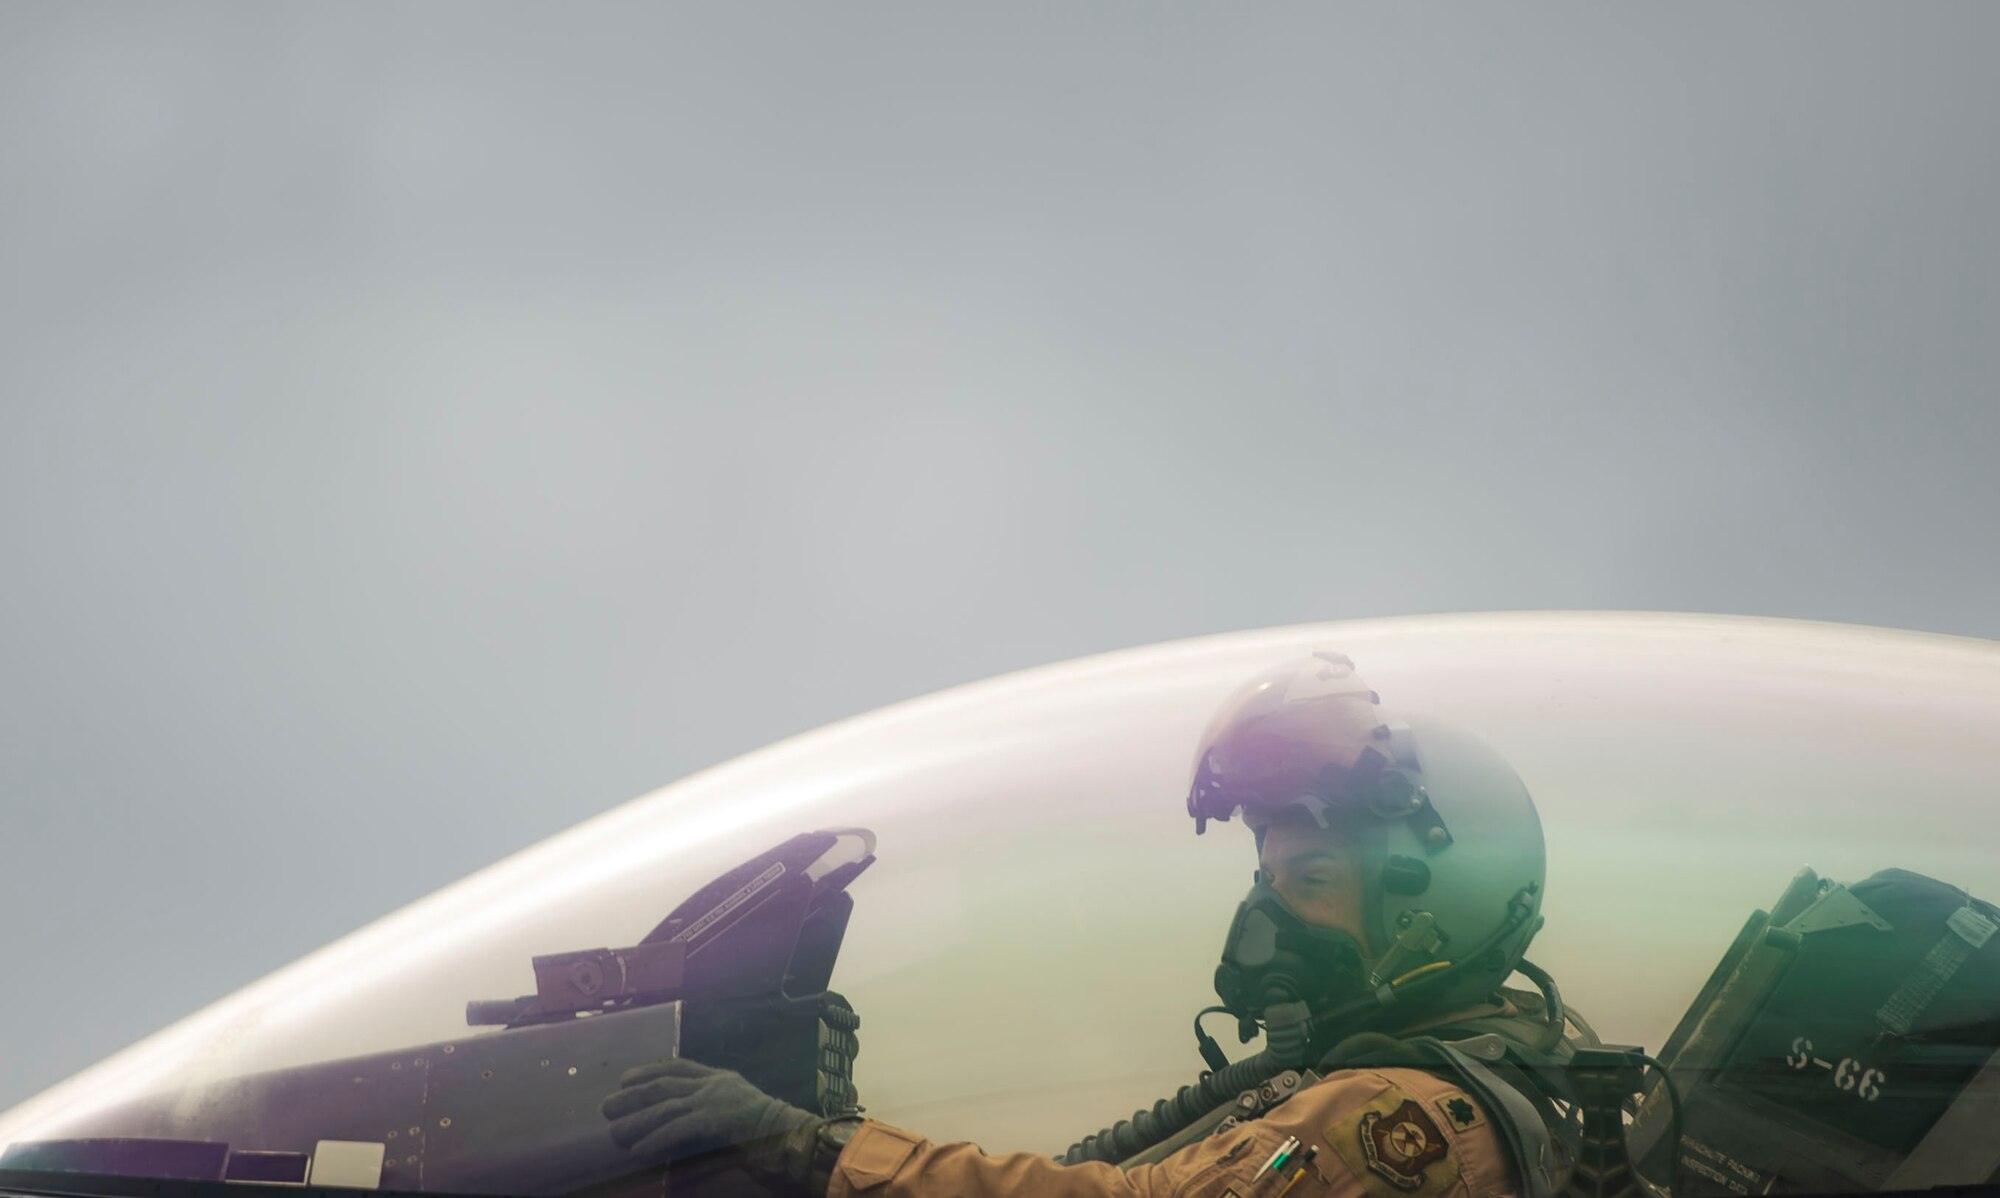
[602,1057,832,1191]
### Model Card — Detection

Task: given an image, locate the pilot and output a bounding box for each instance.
[602,653,1590,1198]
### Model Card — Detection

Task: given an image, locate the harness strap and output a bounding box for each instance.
[1404,1036,1560,1198]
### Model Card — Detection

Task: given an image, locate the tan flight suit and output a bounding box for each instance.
[828,1064,1520,1198]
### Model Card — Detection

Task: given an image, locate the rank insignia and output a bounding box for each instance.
[1436,1092,1484,1132]
[1358,1099,1451,1189]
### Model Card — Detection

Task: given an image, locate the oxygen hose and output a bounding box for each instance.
[1058,889,1541,1168]
[1057,995,1315,1165]
[1059,968,1449,1166]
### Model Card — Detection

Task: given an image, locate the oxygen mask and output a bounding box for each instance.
[1213,872,1370,1031]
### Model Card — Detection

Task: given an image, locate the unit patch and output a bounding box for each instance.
[1326,1081,1464,1198]
[1358,1100,1451,1189]
[1436,1092,1484,1132]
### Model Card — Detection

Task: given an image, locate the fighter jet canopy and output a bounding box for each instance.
[5,613,2000,1195]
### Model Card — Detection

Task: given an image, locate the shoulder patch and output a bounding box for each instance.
[1325,1086,1463,1198]
[1361,1100,1450,1188]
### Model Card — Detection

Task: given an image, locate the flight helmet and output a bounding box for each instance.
[1190,653,1547,1017]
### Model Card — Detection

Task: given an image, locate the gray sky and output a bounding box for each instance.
[2,4,1996,1112]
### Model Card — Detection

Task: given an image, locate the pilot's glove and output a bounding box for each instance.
[602,1057,857,1195]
